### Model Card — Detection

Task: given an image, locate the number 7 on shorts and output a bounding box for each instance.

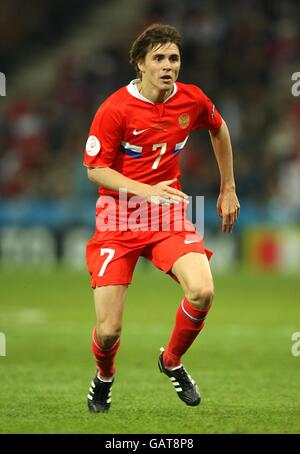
[98,248,115,276]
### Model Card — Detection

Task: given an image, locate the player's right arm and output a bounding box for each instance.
[84,99,187,205]
[87,167,187,205]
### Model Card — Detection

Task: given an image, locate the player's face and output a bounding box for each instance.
[138,42,181,92]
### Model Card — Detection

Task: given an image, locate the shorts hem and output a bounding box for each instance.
[91,280,131,289]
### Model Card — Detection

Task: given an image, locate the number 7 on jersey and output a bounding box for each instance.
[152,143,167,169]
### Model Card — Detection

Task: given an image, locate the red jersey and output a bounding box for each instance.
[83,80,222,231]
[84,80,222,189]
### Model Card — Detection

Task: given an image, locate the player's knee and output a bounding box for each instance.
[187,285,214,309]
[96,324,122,347]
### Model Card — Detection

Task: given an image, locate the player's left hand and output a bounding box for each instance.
[217,189,240,233]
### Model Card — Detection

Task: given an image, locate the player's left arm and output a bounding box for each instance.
[209,120,240,233]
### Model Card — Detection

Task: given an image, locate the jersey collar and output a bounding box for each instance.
[126,79,178,104]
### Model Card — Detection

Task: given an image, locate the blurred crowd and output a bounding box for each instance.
[0,0,300,213]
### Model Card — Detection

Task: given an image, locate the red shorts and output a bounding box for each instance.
[86,223,212,288]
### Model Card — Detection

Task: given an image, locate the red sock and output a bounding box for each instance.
[91,327,120,379]
[163,297,211,368]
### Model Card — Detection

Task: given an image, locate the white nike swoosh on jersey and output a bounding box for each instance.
[133,128,150,135]
[184,239,200,244]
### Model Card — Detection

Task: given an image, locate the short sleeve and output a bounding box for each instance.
[190,85,223,131]
[83,99,123,168]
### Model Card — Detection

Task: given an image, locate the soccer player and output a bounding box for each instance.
[84,24,240,413]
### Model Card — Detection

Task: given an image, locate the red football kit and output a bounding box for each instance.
[84,80,222,288]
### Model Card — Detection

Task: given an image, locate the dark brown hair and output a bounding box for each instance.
[129,23,182,78]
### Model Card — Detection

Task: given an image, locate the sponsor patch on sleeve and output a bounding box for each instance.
[86,135,101,156]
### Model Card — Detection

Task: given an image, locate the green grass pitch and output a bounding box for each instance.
[0,264,299,434]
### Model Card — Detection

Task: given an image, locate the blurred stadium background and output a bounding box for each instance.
[0,0,300,434]
[1,0,300,271]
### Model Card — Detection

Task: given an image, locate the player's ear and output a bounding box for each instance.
[137,59,145,74]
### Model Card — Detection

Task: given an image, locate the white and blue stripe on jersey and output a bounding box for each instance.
[121,141,143,158]
[120,136,189,158]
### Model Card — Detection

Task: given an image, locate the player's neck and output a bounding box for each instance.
[137,81,173,103]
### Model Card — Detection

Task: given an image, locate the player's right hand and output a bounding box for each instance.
[146,179,189,206]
